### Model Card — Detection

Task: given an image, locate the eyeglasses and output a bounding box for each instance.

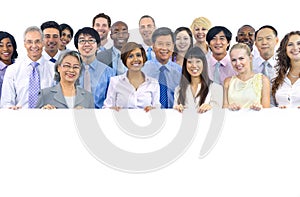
[61,64,81,71]
[78,39,97,45]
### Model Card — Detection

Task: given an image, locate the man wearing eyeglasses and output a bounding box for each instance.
[96,21,129,76]
[74,27,114,108]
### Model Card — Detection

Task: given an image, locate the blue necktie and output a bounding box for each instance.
[28,62,40,108]
[50,58,56,63]
[214,62,221,85]
[147,47,152,61]
[159,66,168,108]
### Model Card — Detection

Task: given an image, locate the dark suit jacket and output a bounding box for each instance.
[96,47,113,68]
[35,83,94,109]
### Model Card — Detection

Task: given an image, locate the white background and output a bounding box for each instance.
[1,0,300,196]
[1,108,300,197]
[2,0,300,56]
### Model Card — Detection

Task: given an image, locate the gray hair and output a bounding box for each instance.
[54,50,83,85]
[23,26,44,41]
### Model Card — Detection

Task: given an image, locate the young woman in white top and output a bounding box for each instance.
[272,31,300,108]
[103,42,160,112]
[173,46,222,113]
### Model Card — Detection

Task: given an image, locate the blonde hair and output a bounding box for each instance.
[230,43,253,69]
[190,17,212,31]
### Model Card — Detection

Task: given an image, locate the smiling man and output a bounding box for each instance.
[142,27,181,108]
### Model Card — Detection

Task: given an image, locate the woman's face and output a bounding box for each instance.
[59,29,72,50]
[175,30,191,53]
[286,34,300,62]
[230,48,251,74]
[0,37,14,64]
[58,55,81,84]
[186,57,203,77]
[126,48,144,72]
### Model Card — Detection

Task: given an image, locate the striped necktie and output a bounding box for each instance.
[159,66,168,108]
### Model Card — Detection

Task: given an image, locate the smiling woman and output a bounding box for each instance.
[35,50,94,109]
[103,42,161,111]
[0,31,18,100]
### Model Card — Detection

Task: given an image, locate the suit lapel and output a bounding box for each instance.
[52,84,68,108]
[74,87,85,107]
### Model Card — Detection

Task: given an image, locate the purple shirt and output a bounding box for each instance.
[206,53,237,86]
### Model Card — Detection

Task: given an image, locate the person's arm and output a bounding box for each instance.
[94,67,113,109]
[0,66,18,108]
[261,75,271,108]
[151,80,161,109]
[102,77,116,109]
[222,77,231,109]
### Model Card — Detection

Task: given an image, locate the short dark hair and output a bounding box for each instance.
[139,15,155,26]
[152,27,174,44]
[92,13,111,28]
[206,26,232,51]
[255,25,278,39]
[74,27,100,49]
[41,20,61,37]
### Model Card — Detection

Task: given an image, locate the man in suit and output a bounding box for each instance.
[96,21,129,76]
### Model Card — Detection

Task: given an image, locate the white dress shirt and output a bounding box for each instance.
[0,55,55,108]
[103,72,161,109]
[173,83,223,109]
[275,76,300,108]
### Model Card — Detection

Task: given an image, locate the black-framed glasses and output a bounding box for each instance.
[78,39,97,45]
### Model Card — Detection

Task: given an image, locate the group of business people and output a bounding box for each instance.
[1,15,300,111]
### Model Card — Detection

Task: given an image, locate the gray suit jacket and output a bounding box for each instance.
[35,84,94,109]
[96,47,113,68]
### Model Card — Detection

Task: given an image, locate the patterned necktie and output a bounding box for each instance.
[147,47,152,61]
[28,62,40,108]
[84,64,91,92]
[50,58,56,63]
[159,66,168,108]
[214,62,221,85]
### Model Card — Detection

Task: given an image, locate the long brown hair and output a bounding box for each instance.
[272,31,300,103]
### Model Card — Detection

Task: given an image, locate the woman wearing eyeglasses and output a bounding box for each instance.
[35,50,94,109]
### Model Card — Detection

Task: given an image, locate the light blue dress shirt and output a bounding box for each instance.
[79,59,114,108]
[142,58,182,108]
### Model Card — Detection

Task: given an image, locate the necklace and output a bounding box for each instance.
[288,72,299,78]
